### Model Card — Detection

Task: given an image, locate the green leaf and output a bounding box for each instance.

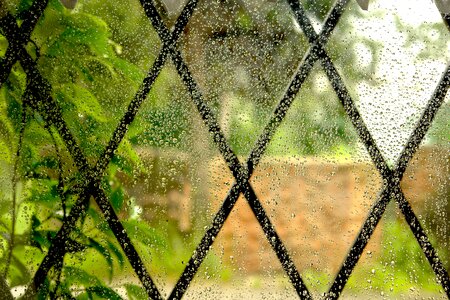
[9,254,31,287]
[75,292,90,300]
[122,220,165,248]
[118,139,141,165]
[86,286,122,300]
[45,12,111,58]
[110,187,124,212]
[28,180,61,208]
[88,238,113,282]
[0,89,15,140]
[86,207,103,225]
[65,238,87,253]
[125,284,147,300]
[0,139,12,162]
[106,241,124,268]
[86,56,118,79]
[109,57,143,85]
[63,266,102,287]
[31,215,53,251]
[55,84,106,122]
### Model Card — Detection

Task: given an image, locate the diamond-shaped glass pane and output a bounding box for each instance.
[344,201,448,299]
[179,0,308,156]
[326,0,450,163]
[31,0,161,164]
[183,201,299,299]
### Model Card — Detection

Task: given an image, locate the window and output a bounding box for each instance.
[0,0,448,299]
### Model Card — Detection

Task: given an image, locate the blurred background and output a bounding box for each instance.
[0,0,449,298]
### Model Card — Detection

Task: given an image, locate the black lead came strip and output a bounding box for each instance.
[0,0,197,298]
[0,0,448,299]
[19,0,200,299]
[285,1,450,298]
[0,0,49,87]
[0,12,163,300]
[140,1,309,298]
[326,65,450,300]
[138,0,349,298]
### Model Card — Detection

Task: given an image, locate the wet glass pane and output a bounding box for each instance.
[0,0,448,299]
[345,201,447,299]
